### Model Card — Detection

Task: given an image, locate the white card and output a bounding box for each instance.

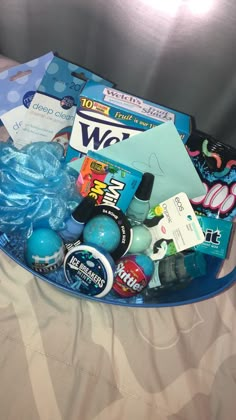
[144,192,205,261]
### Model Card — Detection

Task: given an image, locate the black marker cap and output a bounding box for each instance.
[72,196,96,223]
[135,172,155,201]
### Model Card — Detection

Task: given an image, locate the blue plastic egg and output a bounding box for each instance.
[25,228,65,273]
[83,215,121,253]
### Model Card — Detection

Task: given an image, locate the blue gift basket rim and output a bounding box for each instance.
[0,232,235,308]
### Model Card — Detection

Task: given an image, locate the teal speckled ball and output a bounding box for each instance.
[83,215,121,253]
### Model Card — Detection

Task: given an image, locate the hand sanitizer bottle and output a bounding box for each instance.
[144,252,207,300]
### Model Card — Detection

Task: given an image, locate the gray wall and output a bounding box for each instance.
[0,0,236,147]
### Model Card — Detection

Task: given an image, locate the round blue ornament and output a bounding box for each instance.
[83,215,121,253]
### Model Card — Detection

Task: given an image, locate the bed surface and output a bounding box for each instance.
[0,56,236,420]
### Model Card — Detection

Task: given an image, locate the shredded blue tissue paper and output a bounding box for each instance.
[0,141,81,235]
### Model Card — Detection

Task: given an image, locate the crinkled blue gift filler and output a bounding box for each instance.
[0,141,80,234]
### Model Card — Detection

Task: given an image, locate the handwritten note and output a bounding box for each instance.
[69,122,205,206]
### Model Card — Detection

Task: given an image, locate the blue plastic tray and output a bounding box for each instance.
[0,231,235,307]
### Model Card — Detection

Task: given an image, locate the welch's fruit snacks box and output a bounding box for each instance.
[65,82,192,162]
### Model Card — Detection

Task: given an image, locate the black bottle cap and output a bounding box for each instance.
[135,172,155,201]
[72,196,96,223]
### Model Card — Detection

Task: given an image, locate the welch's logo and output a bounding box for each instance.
[69,110,141,154]
[103,88,175,123]
[103,88,143,107]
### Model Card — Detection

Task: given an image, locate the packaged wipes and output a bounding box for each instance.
[15,56,114,151]
[0,52,53,143]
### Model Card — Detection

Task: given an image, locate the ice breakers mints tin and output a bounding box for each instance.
[64,244,115,297]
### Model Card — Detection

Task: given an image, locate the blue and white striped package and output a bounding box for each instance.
[15,56,114,151]
[66,82,192,163]
[0,52,54,143]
